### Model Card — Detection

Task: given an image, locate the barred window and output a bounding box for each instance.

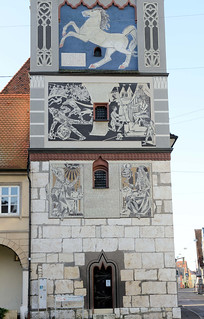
[93,156,109,189]
[95,106,107,120]
[94,170,107,188]
[94,103,109,121]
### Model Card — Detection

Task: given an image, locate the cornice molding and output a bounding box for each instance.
[29,150,171,161]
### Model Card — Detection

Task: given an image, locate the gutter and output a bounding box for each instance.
[27,154,31,319]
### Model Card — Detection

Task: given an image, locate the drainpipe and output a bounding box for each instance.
[27,154,31,319]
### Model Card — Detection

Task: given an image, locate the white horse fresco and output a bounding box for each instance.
[60,8,137,69]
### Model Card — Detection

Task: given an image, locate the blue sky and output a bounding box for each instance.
[0,0,204,270]
[165,0,204,269]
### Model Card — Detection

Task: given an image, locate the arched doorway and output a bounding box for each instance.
[0,245,22,311]
[88,251,118,311]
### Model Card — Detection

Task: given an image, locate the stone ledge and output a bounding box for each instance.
[29,307,181,319]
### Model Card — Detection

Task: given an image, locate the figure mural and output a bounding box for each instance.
[108,83,155,145]
[49,163,83,218]
[121,164,152,218]
[48,83,93,141]
[48,82,155,146]
[59,4,138,70]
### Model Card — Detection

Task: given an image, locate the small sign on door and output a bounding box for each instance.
[106,280,111,287]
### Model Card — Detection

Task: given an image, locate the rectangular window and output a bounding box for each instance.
[0,186,19,215]
[93,103,109,121]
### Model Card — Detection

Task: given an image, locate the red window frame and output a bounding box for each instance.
[93,156,109,188]
[93,103,109,121]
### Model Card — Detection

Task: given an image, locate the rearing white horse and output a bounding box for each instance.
[60,8,137,69]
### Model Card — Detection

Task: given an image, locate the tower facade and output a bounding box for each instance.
[29,1,180,318]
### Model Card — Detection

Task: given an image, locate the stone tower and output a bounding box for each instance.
[29,0,180,318]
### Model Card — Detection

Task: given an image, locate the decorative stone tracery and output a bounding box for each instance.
[58,0,137,11]
[144,2,160,67]
[37,0,52,66]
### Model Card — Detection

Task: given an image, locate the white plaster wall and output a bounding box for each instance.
[84,163,120,218]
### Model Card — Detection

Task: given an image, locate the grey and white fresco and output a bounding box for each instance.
[48,82,155,145]
[49,163,83,218]
[121,164,152,218]
[109,83,155,145]
[48,83,93,141]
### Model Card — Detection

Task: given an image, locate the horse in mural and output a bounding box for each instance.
[60,8,137,69]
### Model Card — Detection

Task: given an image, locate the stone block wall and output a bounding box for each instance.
[30,161,181,319]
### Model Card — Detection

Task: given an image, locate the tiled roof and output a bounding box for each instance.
[0,94,30,170]
[1,58,30,94]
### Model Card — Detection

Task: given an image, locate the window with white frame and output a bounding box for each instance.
[0,186,20,215]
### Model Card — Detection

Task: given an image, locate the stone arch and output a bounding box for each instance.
[93,156,109,188]
[0,237,28,269]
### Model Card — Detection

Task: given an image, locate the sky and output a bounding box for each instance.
[165,0,204,270]
[0,0,204,270]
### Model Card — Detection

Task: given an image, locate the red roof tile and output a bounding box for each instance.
[0,94,30,170]
[1,58,30,94]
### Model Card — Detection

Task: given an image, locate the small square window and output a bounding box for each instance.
[95,106,107,120]
[93,103,109,121]
[0,186,19,215]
